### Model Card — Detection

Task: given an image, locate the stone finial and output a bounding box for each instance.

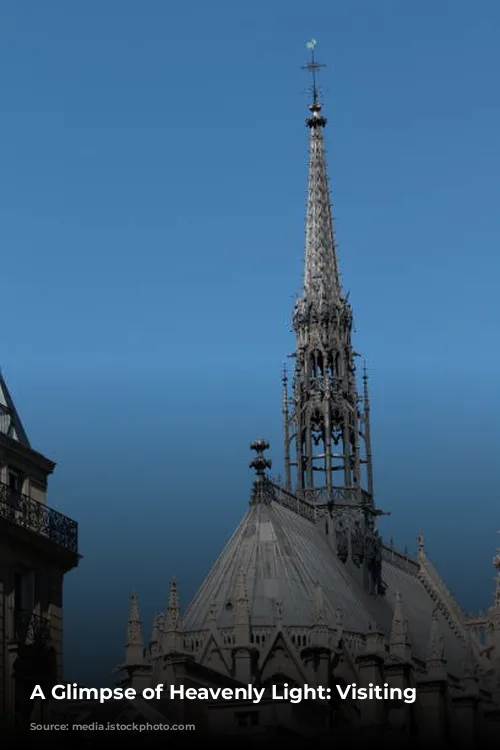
[124,592,145,667]
[163,579,184,655]
[165,578,181,633]
[168,577,179,607]
[426,609,445,670]
[126,592,143,648]
[250,440,275,505]
[249,439,272,476]
[417,531,425,554]
[282,363,288,406]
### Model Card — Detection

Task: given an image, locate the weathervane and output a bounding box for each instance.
[303,39,325,105]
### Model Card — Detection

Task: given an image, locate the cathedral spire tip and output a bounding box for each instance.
[303,39,327,127]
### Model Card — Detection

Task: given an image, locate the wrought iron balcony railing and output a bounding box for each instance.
[0,482,78,555]
[14,609,51,648]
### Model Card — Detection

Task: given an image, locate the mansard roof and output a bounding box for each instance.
[0,372,30,446]
[182,490,468,676]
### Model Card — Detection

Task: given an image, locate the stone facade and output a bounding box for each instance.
[0,374,79,725]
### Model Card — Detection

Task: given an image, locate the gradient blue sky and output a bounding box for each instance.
[2,1,499,685]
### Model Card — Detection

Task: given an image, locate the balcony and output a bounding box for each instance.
[0,482,79,563]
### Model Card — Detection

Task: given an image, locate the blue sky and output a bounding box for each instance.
[2,1,500,685]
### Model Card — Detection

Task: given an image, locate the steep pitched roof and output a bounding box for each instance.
[0,372,30,446]
[183,498,374,633]
[182,492,468,675]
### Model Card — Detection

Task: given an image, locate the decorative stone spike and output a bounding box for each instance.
[126,592,143,648]
[426,609,446,674]
[389,592,411,661]
[417,531,425,554]
[124,592,145,669]
[165,579,180,632]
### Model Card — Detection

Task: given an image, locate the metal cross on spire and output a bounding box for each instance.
[303,39,325,105]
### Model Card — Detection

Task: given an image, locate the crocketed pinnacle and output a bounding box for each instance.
[124,592,145,668]
[165,578,181,632]
[389,591,411,661]
[426,608,445,671]
[126,592,143,648]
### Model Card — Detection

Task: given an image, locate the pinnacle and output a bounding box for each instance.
[167,578,179,609]
[427,608,445,664]
[390,591,411,658]
[126,592,143,648]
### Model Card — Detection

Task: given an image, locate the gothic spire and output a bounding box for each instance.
[301,40,341,308]
[287,41,374,520]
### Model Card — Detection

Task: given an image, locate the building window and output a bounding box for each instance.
[14,570,36,614]
[235,711,259,727]
[8,468,21,493]
[14,570,37,644]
